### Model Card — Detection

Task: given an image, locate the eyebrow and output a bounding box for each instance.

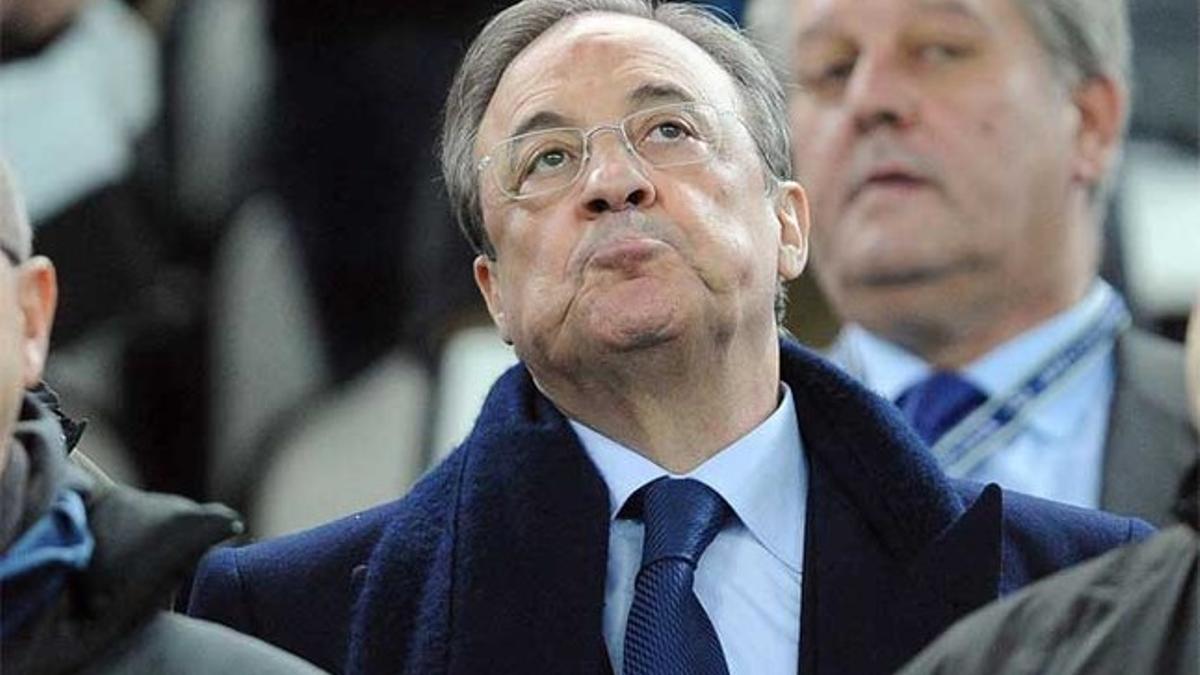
[510,110,574,138]
[627,83,694,108]
[507,83,697,138]
[796,0,986,46]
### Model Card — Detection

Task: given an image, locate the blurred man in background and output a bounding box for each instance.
[0,159,325,674]
[748,0,1197,525]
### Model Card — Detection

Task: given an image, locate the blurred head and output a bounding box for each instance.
[0,160,58,467]
[748,0,1129,363]
[441,0,809,372]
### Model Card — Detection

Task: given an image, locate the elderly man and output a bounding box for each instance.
[0,161,326,673]
[748,0,1197,525]
[188,1,1149,673]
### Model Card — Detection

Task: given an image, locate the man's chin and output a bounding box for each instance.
[832,271,993,351]
[588,318,680,354]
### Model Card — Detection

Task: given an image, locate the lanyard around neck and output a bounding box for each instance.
[930,293,1130,477]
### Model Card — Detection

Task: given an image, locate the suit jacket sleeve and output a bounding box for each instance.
[188,546,259,638]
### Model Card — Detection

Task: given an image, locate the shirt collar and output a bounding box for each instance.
[839,280,1119,438]
[965,281,1118,438]
[571,384,806,574]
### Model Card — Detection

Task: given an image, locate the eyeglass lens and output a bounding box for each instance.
[490,102,723,199]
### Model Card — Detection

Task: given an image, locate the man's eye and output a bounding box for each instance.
[642,118,698,144]
[799,58,856,89]
[916,43,972,64]
[525,148,572,176]
[652,121,687,140]
[534,149,566,169]
[822,60,855,82]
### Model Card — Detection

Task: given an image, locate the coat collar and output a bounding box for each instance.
[782,341,1002,673]
[353,339,1002,674]
[443,367,613,674]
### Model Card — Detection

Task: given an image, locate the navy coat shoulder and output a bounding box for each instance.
[189,340,1152,674]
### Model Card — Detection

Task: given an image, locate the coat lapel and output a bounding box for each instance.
[347,366,612,675]
[446,367,613,674]
[782,342,1003,674]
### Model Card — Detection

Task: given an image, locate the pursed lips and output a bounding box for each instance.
[570,213,681,274]
[587,236,670,271]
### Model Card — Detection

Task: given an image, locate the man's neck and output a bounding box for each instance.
[890,284,1094,370]
[530,333,782,474]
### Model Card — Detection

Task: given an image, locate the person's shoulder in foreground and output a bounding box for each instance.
[3,392,329,675]
[0,155,326,674]
[900,483,1197,675]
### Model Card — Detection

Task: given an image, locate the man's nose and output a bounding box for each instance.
[576,129,657,215]
[845,52,919,134]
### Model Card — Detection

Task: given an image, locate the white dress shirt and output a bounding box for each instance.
[570,384,806,675]
[832,281,1120,508]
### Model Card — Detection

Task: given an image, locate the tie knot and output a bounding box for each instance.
[634,478,729,568]
[895,371,988,445]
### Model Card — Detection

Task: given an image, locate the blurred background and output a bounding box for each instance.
[0,0,1195,539]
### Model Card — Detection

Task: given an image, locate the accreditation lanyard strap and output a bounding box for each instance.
[931,294,1130,477]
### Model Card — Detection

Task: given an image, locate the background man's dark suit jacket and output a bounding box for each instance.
[1102,329,1199,525]
[188,341,1151,675]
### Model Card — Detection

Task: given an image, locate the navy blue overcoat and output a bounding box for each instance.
[189,340,1151,674]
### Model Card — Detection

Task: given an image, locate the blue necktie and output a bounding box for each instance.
[895,371,988,445]
[623,478,731,675]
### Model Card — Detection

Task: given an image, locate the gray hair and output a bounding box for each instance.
[0,158,32,261]
[746,0,1130,207]
[440,0,794,258]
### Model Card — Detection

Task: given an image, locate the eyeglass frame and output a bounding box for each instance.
[476,100,744,202]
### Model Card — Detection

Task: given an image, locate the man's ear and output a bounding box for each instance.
[17,256,56,387]
[774,180,810,282]
[473,254,511,344]
[1071,75,1126,187]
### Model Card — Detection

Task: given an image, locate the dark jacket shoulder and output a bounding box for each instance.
[899,525,1199,675]
[189,450,467,674]
[953,481,1154,591]
[9,471,328,674]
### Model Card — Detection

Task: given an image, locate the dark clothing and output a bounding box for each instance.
[267,1,502,379]
[899,524,1199,675]
[189,340,1151,675]
[1,390,326,675]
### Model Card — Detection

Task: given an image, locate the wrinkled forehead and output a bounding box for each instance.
[478,12,742,152]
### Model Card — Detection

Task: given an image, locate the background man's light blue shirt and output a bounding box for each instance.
[833,281,1118,508]
[570,384,806,675]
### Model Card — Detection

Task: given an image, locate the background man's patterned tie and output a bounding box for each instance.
[895,372,988,445]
